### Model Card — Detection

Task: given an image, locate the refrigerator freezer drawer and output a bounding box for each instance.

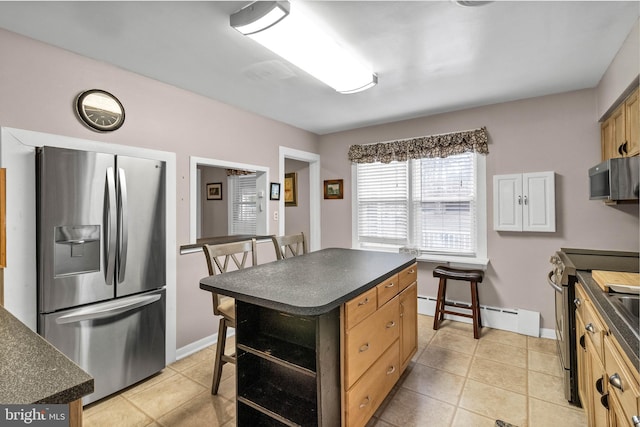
[41,289,166,405]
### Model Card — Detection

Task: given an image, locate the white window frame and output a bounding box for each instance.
[351,153,488,268]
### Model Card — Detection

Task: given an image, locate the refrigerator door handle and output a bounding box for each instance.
[105,167,117,286]
[118,167,129,283]
[55,293,162,324]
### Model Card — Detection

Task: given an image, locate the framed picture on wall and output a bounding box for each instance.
[206,182,222,200]
[324,179,344,199]
[284,172,297,206]
[270,182,281,200]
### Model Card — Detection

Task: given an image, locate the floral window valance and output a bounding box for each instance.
[226,169,254,176]
[347,126,489,164]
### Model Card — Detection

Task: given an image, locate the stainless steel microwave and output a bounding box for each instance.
[589,156,639,201]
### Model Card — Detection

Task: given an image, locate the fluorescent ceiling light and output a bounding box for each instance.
[230,1,377,94]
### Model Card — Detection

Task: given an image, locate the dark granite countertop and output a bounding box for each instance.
[576,270,639,369]
[0,306,93,404]
[200,248,416,316]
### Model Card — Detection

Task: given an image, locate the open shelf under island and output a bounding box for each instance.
[200,248,417,427]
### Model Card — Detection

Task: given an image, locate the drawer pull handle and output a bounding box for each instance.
[387,365,396,375]
[573,298,581,307]
[585,323,595,334]
[631,415,639,426]
[386,321,396,329]
[358,298,370,306]
[359,396,370,408]
[609,373,623,391]
[595,377,605,395]
[385,282,395,288]
[409,269,415,274]
[359,343,370,353]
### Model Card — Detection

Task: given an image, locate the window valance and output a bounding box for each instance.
[347,126,489,164]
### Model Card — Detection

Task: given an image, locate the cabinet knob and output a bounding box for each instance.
[600,393,609,410]
[518,195,522,205]
[574,298,581,307]
[386,365,396,375]
[359,396,370,409]
[619,144,624,155]
[386,321,396,329]
[631,415,640,426]
[358,297,370,306]
[523,195,528,205]
[595,377,605,395]
[623,141,629,154]
[609,373,623,391]
[359,343,370,353]
[585,323,595,334]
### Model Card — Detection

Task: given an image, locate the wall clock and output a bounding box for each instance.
[75,89,125,132]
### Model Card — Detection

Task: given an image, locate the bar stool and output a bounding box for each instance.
[432,265,484,339]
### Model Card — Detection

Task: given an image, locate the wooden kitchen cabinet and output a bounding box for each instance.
[493,171,555,232]
[601,86,639,160]
[342,263,418,427]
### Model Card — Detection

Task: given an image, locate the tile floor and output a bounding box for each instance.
[83,315,586,427]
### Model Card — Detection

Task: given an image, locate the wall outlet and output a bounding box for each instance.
[273,211,279,221]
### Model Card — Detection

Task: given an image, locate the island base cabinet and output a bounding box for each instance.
[235,301,340,427]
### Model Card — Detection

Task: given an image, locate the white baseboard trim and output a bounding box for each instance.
[176,330,236,360]
[418,295,549,338]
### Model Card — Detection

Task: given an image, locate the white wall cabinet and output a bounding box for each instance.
[493,171,555,232]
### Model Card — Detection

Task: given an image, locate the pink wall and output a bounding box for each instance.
[319,89,639,329]
[0,29,319,348]
[284,159,311,242]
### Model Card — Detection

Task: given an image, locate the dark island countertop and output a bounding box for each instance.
[576,270,639,369]
[0,306,93,404]
[200,248,416,316]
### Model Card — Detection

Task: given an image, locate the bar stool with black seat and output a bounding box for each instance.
[202,238,257,394]
[432,265,484,339]
[271,232,307,260]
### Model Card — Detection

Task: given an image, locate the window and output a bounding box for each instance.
[354,152,486,262]
[229,173,257,235]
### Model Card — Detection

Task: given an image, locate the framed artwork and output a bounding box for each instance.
[324,179,344,199]
[270,182,281,200]
[284,172,297,206]
[206,182,222,200]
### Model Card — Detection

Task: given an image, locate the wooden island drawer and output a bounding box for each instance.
[345,341,400,427]
[398,263,417,291]
[345,287,377,330]
[376,274,399,307]
[344,297,400,389]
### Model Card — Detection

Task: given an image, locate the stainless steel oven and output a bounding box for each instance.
[547,248,640,407]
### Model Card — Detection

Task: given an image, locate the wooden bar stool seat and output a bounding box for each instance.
[432,265,484,339]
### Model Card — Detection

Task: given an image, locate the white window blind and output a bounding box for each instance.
[229,174,257,235]
[356,152,477,255]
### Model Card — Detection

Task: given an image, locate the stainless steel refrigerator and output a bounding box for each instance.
[36,146,166,405]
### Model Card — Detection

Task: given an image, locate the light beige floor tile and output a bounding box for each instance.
[527,336,557,354]
[430,330,479,355]
[417,344,473,377]
[451,408,496,427]
[127,373,208,419]
[120,368,179,399]
[156,391,235,427]
[468,357,527,394]
[400,362,465,405]
[529,397,586,427]
[170,347,214,373]
[84,396,152,427]
[365,416,395,427]
[528,350,563,377]
[475,339,527,368]
[481,327,528,349]
[433,319,475,337]
[417,315,437,349]
[528,370,574,408]
[378,388,456,427]
[214,368,237,401]
[459,379,527,427]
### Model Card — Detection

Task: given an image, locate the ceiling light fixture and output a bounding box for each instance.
[230,1,377,94]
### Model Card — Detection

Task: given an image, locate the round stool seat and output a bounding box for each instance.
[433,266,483,283]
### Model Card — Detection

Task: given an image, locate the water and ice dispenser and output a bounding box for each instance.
[54,225,100,277]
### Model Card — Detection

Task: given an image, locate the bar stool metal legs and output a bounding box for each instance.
[432,265,484,339]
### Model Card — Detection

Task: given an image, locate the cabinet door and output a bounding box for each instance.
[625,88,639,157]
[611,105,626,159]
[399,282,417,372]
[601,118,617,161]
[493,174,522,231]
[522,172,555,232]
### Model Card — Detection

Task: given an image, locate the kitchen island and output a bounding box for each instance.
[0,305,93,426]
[200,248,417,427]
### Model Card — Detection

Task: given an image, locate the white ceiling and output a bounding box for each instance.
[0,1,637,135]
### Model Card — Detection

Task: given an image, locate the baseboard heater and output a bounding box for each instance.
[417,295,543,337]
